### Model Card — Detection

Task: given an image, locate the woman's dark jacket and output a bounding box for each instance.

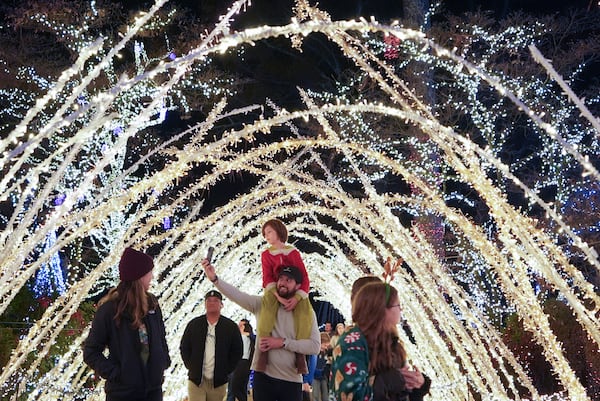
[83,294,171,399]
[372,336,431,401]
[373,369,431,401]
[179,315,243,387]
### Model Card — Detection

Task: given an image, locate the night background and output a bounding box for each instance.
[1,0,600,400]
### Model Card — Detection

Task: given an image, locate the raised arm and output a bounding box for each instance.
[201,258,261,312]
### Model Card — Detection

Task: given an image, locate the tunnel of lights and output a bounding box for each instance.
[0,0,599,400]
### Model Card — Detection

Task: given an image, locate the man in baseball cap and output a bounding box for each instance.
[180,289,242,401]
[276,265,304,300]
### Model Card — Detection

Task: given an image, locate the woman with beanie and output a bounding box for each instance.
[84,247,171,401]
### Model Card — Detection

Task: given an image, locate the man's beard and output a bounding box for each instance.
[277,285,295,299]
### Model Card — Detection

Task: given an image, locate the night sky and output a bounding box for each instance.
[170,0,596,22]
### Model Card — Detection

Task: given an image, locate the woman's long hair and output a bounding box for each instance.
[240,318,256,360]
[99,280,153,329]
[351,281,406,374]
[241,319,255,337]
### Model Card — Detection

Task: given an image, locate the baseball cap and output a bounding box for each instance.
[205,290,223,300]
[278,265,303,283]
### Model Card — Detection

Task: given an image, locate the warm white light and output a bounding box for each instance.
[0,0,598,400]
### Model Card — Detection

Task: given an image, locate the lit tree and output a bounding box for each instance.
[300,2,600,324]
[0,0,240,294]
[0,0,599,400]
[31,229,66,298]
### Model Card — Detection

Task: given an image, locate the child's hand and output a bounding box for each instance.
[282,295,299,311]
[274,291,286,304]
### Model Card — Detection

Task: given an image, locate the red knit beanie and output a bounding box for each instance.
[119,247,154,282]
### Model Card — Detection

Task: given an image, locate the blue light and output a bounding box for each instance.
[31,230,67,298]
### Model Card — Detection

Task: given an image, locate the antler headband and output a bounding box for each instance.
[383,256,403,304]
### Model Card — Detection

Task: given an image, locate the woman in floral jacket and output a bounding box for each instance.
[331,281,430,401]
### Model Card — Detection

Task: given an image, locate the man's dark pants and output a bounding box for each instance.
[252,371,302,401]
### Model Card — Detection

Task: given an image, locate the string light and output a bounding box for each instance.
[0,0,599,400]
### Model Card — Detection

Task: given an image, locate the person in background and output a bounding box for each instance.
[228,319,255,401]
[84,247,171,401]
[331,281,431,401]
[312,332,331,401]
[180,290,243,401]
[302,354,318,401]
[322,322,333,337]
[258,218,313,373]
[350,275,382,302]
[329,322,345,350]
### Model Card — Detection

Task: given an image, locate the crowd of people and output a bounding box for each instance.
[83,219,432,401]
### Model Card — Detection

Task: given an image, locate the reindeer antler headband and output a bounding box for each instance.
[383,256,403,304]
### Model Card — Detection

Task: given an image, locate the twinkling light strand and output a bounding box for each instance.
[196,131,592,396]
[529,44,600,136]
[1,3,599,400]
[0,0,247,310]
[0,0,172,313]
[374,16,596,215]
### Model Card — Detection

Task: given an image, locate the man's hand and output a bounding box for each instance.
[201,258,217,282]
[259,336,285,352]
[400,365,425,390]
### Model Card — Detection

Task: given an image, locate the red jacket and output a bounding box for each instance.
[261,245,309,293]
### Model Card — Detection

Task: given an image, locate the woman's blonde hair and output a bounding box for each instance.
[351,281,406,373]
[99,280,154,329]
